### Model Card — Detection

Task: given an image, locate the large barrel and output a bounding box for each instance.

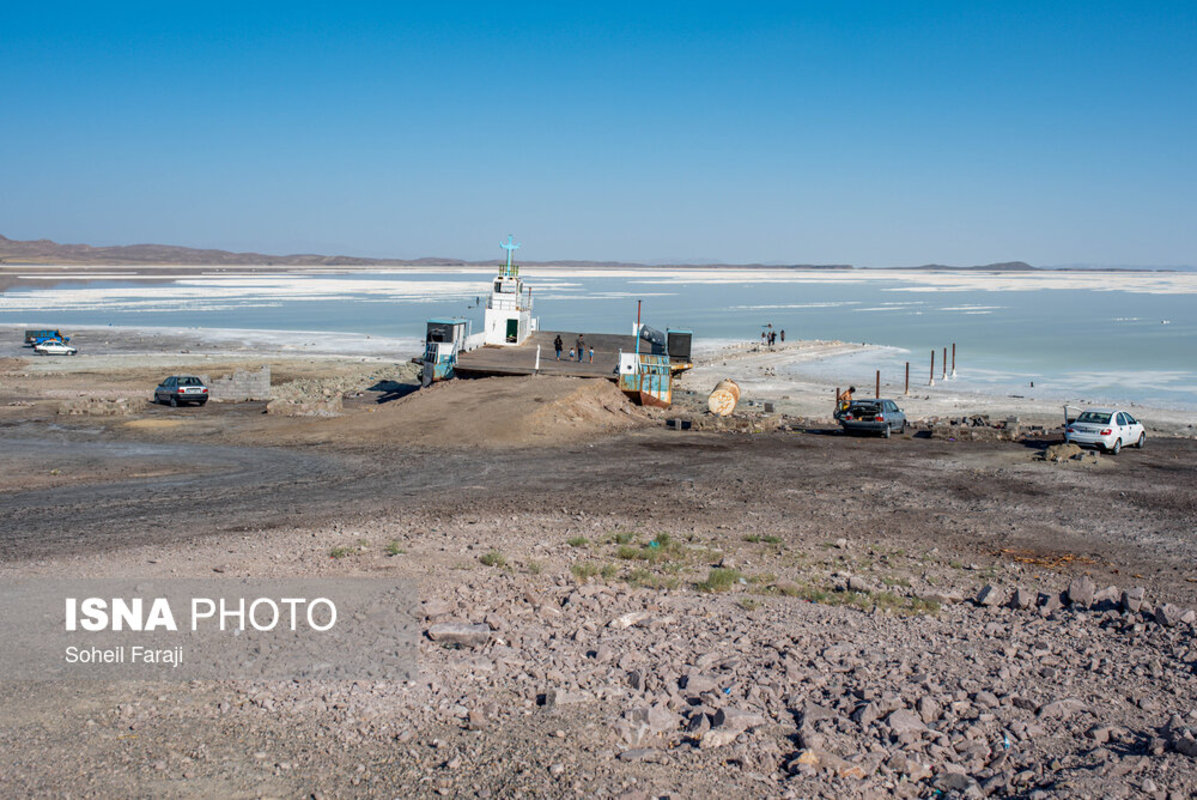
[707,378,740,416]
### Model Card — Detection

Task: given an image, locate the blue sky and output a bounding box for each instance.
[2,2,1193,266]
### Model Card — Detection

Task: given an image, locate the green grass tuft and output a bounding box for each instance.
[480,550,506,568]
[571,562,599,580]
[626,567,680,591]
[696,567,743,593]
[616,545,643,560]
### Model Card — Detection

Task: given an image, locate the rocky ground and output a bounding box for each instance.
[4,517,1197,799]
[1,330,1196,799]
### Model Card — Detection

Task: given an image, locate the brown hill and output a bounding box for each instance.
[0,233,463,267]
[0,233,850,270]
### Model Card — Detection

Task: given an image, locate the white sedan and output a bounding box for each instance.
[1065,408,1145,454]
[32,341,78,356]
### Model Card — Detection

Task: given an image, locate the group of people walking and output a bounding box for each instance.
[760,327,785,346]
[553,333,593,363]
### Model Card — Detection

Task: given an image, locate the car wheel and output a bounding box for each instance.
[169,396,178,408]
[1136,433,1146,449]
[198,398,208,406]
[899,421,906,434]
[883,424,891,439]
[1111,438,1121,455]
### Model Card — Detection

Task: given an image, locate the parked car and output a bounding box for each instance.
[153,375,209,406]
[1065,408,1144,454]
[32,341,78,356]
[839,399,906,438]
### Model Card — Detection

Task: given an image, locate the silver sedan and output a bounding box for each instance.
[1065,408,1145,454]
[33,341,77,356]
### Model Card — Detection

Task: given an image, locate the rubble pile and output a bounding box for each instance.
[56,396,137,416]
[266,363,419,416]
[166,567,1197,798]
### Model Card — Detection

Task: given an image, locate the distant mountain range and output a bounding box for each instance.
[0,233,1185,272]
[0,234,458,267]
[0,234,856,269]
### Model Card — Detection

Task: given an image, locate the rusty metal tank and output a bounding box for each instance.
[707,378,740,416]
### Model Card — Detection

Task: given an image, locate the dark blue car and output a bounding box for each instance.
[839,399,907,438]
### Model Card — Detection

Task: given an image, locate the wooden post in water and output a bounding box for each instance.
[929,351,935,386]
[875,370,880,399]
[951,343,957,378]
[942,347,948,381]
[905,362,910,395]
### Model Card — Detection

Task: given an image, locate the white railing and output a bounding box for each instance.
[488,296,533,312]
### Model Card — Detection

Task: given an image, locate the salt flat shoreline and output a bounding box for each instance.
[5,322,1191,437]
[4,262,1195,416]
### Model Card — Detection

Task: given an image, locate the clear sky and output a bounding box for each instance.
[2,2,1193,266]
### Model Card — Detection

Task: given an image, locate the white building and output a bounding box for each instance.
[483,236,537,346]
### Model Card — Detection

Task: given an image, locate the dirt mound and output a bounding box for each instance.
[1041,442,1100,464]
[57,397,138,416]
[371,375,650,447]
[266,396,343,416]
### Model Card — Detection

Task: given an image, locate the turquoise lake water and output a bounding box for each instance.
[2,268,1194,410]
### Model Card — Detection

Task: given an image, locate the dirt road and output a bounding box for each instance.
[4,420,1194,605]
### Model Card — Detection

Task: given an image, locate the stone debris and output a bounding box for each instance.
[975,584,1004,606]
[1067,575,1096,607]
[1123,586,1146,613]
[402,566,1197,796]
[57,397,137,416]
[608,610,651,630]
[884,708,926,736]
[711,707,767,732]
[846,575,874,593]
[426,622,491,648]
[1010,586,1034,609]
[44,534,1197,798]
[1037,697,1086,720]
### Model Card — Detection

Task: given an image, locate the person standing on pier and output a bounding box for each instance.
[554,334,563,360]
[576,334,585,362]
[588,345,594,364]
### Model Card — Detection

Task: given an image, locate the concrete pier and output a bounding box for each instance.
[454,330,639,379]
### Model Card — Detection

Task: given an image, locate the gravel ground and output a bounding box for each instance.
[1,331,1195,798]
